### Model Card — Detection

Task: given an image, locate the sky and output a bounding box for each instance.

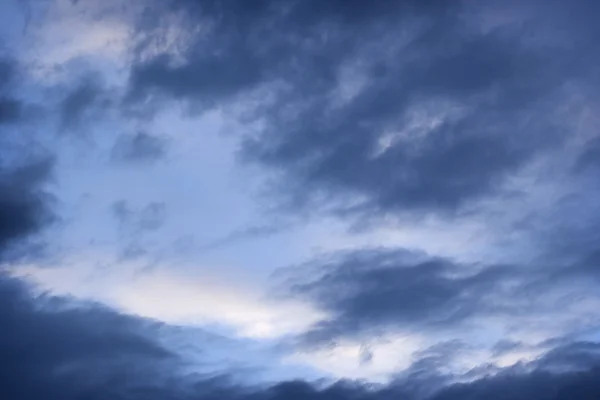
[2,0,600,398]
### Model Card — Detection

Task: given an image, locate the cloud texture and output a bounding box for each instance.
[2,0,600,399]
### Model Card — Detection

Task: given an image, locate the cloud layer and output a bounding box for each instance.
[2,0,600,398]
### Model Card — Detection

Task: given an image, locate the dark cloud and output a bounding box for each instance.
[59,78,108,129]
[129,0,455,100]
[0,58,15,89]
[428,367,600,400]
[111,131,168,164]
[279,246,600,346]
[0,158,54,255]
[126,0,597,217]
[0,97,22,124]
[0,57,52,254]
[576,137,600,173]
[0,58,23,124]
[0,274,176,400]
[282,249,520,344]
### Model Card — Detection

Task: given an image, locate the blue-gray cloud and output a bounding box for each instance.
[0,275,176,400]
[283,249,514,343]
[59,78,105,129]
[280,246,600,347]
[0,159,54,256]
[0,58,22,124]
[126,0,598,218]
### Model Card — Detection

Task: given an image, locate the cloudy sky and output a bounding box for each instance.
[2,0,600,398]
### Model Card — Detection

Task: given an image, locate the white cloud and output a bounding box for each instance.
[112,268,326,339]
[284,334,424,382]
[10,254,326,340]
[19,0,137,82]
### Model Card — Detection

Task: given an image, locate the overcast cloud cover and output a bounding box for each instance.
[2,0,600,398]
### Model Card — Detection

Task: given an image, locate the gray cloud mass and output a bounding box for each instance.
[128,0,596,217]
